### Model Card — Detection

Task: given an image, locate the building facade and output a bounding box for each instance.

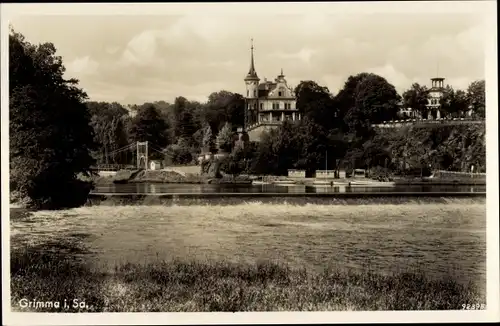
[396,77,445,120]
[426,77,445,119]
[244,40,301,141]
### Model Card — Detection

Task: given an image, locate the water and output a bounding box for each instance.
[92,182,486,194]
[10,201,486,287]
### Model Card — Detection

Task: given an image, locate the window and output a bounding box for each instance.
[247,90,249,97]
[260,103,263,110]
[279,87,286,97]
[272,103,279,110]
[253,90,257,97]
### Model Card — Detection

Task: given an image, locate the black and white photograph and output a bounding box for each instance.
[1,1,498,324]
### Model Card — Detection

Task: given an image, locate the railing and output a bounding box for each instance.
[315,170,337,179]
[433,170,486,180]
[373,118,484,128]
[92,164,132,171]
[260,107,299,111]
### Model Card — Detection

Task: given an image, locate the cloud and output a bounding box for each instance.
[366,64,412,93]
[105,46,120,55]
[65,56,99,77]
[12,10,487,104]
[270,48,318,64]
[207,60,236,68]
[119,30,161,67]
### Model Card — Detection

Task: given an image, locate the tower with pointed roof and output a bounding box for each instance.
[244,39,260,99]
[243,39,300,141]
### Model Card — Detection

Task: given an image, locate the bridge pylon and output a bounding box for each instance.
[136,141,149,170]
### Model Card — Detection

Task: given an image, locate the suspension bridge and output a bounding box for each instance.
[91,141,166,172]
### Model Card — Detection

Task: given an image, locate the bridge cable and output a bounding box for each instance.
[95,142,137,164]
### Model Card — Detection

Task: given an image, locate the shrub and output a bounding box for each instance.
[164,143,193,165]
[367,166,394,181]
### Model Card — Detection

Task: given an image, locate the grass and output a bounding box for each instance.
[9,199,486,312]
[11,247,485,312]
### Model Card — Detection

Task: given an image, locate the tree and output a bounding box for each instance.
[294,81,337,130]
[361,136,391,170]
[402,83,428,118]
[440,86,469,118]
[334,73,372,132]
[201,124,215,153]
[164,138,193,165]
[87,101,128,119]
[170,96,200,143]
[270,120,301,175]
[9,28,97,209]
[466,80,485,118]
[129,104,169,159]
[216,122,235,153]
[109,115,129,163]
[354,74,401,123]
[87,101,130,164]
[293,118,330,175]
[452,89,469,117]
[341,73,400,137]
[204,90,245,131]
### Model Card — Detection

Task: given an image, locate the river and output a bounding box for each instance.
[92,182,486,194]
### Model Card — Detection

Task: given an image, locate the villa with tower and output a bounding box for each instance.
[426,77,446,120]
[397,77,446,120]
[243,40,301,141]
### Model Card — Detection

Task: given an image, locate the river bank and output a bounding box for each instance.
[10,199,486,311]
[94,169,253,185]
[93,169,486,187]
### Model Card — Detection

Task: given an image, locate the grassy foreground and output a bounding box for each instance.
[11,248,484,312]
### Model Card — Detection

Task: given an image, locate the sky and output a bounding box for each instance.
[6,2,490,106]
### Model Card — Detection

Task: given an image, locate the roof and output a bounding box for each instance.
[258,81,277,91]
[257,81,277,97]
[244,41,259,81]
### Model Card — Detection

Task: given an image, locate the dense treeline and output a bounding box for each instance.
[9,29,97,209]
[9,29,486,208]
[87,71,485,177]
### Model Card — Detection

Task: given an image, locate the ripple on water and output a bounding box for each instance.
[10,203,486,286]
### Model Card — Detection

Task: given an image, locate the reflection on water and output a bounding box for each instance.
[92,182,486,194]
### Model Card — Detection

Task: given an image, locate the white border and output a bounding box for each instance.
[1,1,498,325]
